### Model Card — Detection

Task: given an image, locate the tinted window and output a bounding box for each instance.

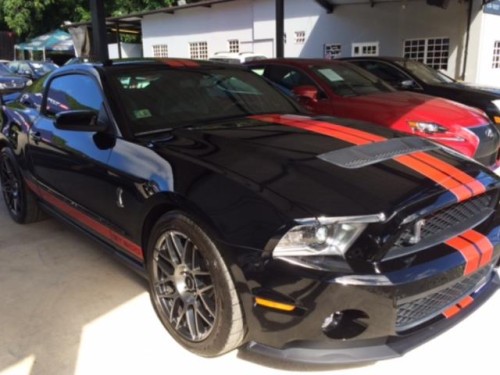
[265,65,317,91]
[394,60,454,84]
[353,61,410,86]
[18,75,48,109]
[19,63,32,76]
[0,64,11,74]
[46,74,103,116]
[108,67,298,135]
[8,62,19,73]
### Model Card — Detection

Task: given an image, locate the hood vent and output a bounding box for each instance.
[318,137,438,169]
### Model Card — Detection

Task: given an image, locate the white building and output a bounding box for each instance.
[131,0,500,86]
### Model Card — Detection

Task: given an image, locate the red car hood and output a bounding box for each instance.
[342,91,489,129]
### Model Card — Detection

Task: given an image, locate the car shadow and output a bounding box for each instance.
[0,200,147,375]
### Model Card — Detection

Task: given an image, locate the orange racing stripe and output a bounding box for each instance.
[460,230,494,267]
[443,305,461,319]
[250,115,484,202]
[445,236,482,275]
[410,152,486,196]
[443,296,475,319]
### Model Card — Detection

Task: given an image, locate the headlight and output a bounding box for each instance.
[408,121,447,134]
[26,79,33,86]
[273,214,385,259]
[0,82,7,89]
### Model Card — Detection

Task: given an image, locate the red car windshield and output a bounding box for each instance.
[311,64,393,97]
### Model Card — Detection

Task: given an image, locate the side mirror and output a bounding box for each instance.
[55,110,107,132]
[292,85,319,103]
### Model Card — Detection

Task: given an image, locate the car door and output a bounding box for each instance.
[28,72,117,222]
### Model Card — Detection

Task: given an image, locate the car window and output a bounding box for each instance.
[0,64,11,74]
[108,67,298,135]
[265,65,317,91]
[353,61,410,86]
[19,63,32,75]
[249,66,265,76]
[45,74,103,116]
[394,60,454,84]
[17,76,47,109]
[8,62,19,73]
[311,64,393,97]
[31,62,58,75]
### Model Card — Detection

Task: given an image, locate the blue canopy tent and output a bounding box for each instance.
[15,29,74,60]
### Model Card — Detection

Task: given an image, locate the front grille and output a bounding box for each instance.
[395,266,491,331]
[469,124,500,167]
[393,193,493,249]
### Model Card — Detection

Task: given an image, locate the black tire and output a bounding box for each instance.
[0,148,43,224]
[146,211,245,357]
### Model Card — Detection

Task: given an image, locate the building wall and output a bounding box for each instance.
[293,0,469,79]
[141,0,485,81]
[474,10,500,86]
[142,0,256,58]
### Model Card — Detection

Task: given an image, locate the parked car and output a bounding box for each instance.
[246,59,500,169]
[343,56,500,126]
[7,60,58,80]
[209,51,267,64]
[0,63,32,94]
[1,59,499,364]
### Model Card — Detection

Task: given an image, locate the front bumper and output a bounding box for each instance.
[237,233,500,365]
[245,272,500,365]
[244,271,499,364]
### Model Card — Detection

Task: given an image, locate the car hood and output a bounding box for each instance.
[428,82,500,101]
[342,91,489,129]
[461,83,500,96]
[151,114,497,220]
[0,73,29,83]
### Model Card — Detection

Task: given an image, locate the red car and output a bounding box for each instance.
[246,59,500,169]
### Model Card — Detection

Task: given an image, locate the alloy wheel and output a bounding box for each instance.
[0,156,22,217]
[151,230,217,342]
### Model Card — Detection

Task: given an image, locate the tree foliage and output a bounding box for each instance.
[0,0,180,38]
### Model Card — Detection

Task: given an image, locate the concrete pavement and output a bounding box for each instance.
[0,199,498,375]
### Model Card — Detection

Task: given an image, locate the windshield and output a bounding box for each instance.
[0,64,11,74]
[395,60,454,84]
[31,62,58,75]
[109,67,298,135]
[311,64,393,97]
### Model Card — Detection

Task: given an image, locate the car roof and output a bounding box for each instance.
[53,58,249,75]
[245,58,350,67]
[341,56,406,63]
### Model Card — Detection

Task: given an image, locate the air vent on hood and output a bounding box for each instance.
[318,137,438,169]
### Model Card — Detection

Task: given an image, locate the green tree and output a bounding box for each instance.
[0,0,186,38]
[0,0,89,37]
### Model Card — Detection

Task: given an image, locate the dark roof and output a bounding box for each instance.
[63,0,237,33]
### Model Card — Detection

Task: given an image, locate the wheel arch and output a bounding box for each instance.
[139,192,253,338]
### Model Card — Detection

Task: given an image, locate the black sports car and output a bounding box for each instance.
[343,57,500,127]
[1,59,499,364]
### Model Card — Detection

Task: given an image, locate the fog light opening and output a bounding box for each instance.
[322,309,369,340]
